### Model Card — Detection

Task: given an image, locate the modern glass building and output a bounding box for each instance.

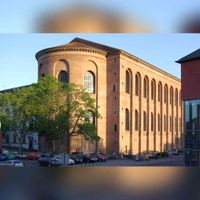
[177,48,200,166]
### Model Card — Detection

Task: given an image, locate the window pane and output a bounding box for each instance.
[84,71,95,93]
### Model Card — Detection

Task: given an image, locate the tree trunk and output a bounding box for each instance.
[18,133,22,154]
[52,140,56,153]
[66,133,70,153]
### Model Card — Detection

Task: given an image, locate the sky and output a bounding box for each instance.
[0,33,199,91]
[1,0,200,32]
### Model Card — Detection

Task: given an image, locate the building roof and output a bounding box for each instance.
[176,48,200,63]
[70,37,120,53]
[36,37,180,82]
[0,85,32,94]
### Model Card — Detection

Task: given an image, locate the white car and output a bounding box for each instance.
[0,160,24,167]
[2,149,9,154]
[53,154,75,166]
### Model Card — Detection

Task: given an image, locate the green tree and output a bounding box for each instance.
[31,76,100,153]
[0,76,100,153]
[0,86,35,153]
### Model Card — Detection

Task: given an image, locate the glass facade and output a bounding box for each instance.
[185,99,200,166]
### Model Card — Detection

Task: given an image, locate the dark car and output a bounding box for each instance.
[108,152,120,160]
[89,153,99,162]
[0,153,7,161]
[92,153,107,162]
[70,152,83,164]
[38,153,53,166]
[149,151,159,159]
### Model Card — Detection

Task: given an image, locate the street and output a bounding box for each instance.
[9,154,184,167]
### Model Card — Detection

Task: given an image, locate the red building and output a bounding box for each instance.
[177,48,200,166]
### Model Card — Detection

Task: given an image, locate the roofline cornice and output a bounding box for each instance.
[120,51,181,82]
[36,47,107,60]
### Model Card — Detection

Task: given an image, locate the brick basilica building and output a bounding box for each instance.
[36,37,183,154]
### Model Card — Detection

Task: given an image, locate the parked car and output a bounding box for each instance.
[149,151,159,159]
[12,152,27,160]
[157,152,169,158]
[108,152,120,160]
[53,154,75,166]
[5,153,15,160]
[171,148,179,156]
[38,153,53,166]
[2,149,9,154]
[0,153,7,161]
[134,154,143,161]
[70,152,84,164]
[95,154,107,162]
[27,152,40,160]
[49,158,62,167]
[88,153,99,163]
[0,160,24,167]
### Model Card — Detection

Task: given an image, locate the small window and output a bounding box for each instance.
[113,85,116,92]
[114,124,117,132]
[6,135,9,143]
[13,135,17,143]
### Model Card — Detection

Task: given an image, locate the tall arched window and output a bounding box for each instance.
[125,109,130,130]
[151,79,156,100]
[143,111,147,131]
[143,77,147,98]
[179,90,182,106]
[170,87,173,105]
[175,89,178,106]
[164,115,166,131]
[164,84,168,103]
[158,82,162,102]
[135,74,139,96]
[135,110,138,130]
[151,112,154,131]
[126,70,130,93]
[58,70,69,83]
[84,71,95,93]
[170,116,172,131]
[158,114,161,131]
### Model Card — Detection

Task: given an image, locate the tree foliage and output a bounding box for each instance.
[0,76,101,152]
